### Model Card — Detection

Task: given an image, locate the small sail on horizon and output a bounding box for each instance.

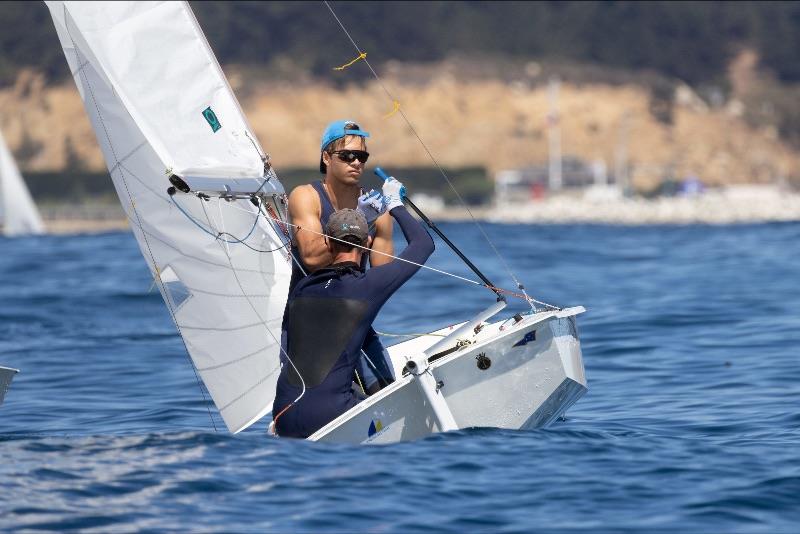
[0,129,45,237]
[46,1,292,433]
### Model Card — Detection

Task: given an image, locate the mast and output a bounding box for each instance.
[547,77,562,192]
[615,111,632,194]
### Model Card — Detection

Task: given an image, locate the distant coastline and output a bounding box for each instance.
[429,184,800,225]
[39,184,800,235]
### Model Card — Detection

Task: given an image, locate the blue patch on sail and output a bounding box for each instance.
[513,330,536,347]
[202,106,221,132]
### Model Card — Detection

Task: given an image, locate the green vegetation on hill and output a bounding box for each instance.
[2,1,800,87]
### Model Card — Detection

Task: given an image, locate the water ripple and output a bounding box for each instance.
[1,224,800,530]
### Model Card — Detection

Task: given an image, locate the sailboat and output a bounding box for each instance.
[0,129,45,237]
[0,366,19,408]
[46,1,587,444]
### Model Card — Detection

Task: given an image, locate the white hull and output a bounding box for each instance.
[0,366,19,407]
[309,307,586,444]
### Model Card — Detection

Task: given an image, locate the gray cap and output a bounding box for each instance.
[325,208,369,245]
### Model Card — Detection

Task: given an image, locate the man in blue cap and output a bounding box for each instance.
[274,189,434,438]
[282,120,395,394]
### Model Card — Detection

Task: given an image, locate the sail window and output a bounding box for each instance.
[159,266,192,310]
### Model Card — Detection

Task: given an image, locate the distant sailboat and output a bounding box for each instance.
[0,129,45,237]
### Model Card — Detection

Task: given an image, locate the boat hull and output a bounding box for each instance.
[308,307,586,444]
[0,365,19,407]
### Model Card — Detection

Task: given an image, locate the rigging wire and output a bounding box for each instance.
[62,10,219,432]
[263,203,558,307]
[169,195,291,253]
[322,0,541,309]
[169,189,555,305]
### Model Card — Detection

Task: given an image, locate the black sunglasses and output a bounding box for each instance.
[331,149,369,164]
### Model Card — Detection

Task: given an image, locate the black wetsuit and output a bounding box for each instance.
[273,206,434,438]
[280,180,393,388]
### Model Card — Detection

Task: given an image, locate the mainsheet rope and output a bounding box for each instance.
[322,0,541,310]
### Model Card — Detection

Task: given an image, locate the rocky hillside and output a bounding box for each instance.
[1,58,798,192]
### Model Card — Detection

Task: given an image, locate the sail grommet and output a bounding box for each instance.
[476,353,491,371]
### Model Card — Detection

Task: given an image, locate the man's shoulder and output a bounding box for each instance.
[289,182,320,201]
[293,266,366,294]
[288,183,322,216]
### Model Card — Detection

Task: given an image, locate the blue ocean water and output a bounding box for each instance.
[1,222,799,531]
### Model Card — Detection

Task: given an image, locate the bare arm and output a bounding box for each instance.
[288,185,332,272]
[369,211,394,267]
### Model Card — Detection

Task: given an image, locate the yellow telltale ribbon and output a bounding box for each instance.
[384,100,400,119]
[333,52,367,71]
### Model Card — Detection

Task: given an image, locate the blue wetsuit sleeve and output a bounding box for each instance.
[362,205,434,305]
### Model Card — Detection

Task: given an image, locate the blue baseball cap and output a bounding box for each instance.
[320,120,370,173]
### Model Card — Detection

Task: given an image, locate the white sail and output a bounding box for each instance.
[46,1,292,433]
[0,129,45,236]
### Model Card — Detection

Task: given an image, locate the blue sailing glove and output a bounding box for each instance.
[357,189,387,228]
[382,177,406,211]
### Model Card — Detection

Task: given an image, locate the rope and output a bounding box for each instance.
[169,195,291,253]
[169,189,547,304]
[197,187,308,427]
[354,369,367,396]
[323,0,545,310]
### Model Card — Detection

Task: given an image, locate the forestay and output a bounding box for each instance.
[0,129,45,237]
[46,1,292,433]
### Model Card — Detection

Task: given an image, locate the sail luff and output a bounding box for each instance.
[46,0,292,433]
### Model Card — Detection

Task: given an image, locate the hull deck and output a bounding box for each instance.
[308,307,587,444]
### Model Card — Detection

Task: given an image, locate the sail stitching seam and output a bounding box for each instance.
[218,363,281,413]
[109,141,148,175]
[177,320,273,332]
[70,59,90,77]
[137,224,268,275]
[193,343,272,372]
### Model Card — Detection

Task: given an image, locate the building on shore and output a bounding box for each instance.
[495,157,609,204]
